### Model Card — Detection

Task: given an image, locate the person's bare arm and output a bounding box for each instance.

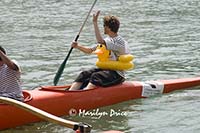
[93,11,105,44]
[71,42,93,54]
[0,51,19,71]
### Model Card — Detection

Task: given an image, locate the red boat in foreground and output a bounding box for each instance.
[0,77,200,131]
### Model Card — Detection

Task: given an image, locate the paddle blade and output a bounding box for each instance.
[53,48,73,86]
[53,60,66,86]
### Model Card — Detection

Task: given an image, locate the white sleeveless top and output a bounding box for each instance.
[0,62,23,101]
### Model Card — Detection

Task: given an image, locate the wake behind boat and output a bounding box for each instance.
[0,77,200,131]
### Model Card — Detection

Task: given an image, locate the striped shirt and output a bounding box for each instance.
[92,35,130,77]
[104,35,130,60]
[0,61,23,101]
[104,35,130,77]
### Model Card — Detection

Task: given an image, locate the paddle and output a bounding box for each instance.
[0,97,92,132]
[53,0,98,86]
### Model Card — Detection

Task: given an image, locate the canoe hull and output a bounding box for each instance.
[1,77,200,130]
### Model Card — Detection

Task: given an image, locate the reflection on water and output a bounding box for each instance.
[0,0,200,132]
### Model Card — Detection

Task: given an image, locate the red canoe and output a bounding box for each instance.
[1,77,200,130]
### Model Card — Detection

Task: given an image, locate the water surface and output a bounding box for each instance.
[0,0,200,132]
